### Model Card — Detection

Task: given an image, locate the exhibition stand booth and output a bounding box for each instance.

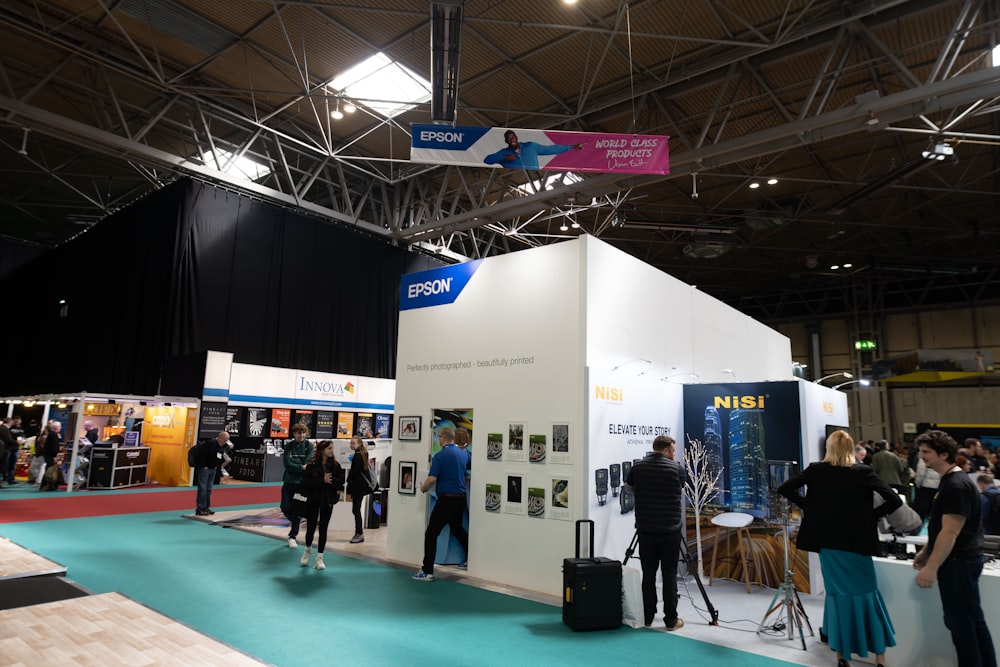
[387,235,849,598]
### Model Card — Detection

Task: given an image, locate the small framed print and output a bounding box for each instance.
[399,461,417,495]
[398,416,422,441]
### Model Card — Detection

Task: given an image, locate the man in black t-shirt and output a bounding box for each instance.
[914,429,996,667]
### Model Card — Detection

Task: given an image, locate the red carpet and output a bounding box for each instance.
[0,485,278,523]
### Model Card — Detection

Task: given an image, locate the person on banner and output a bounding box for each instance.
[914,429,996,667]
[779,430,901,667]
[484,130,584,170]
[412,427,471,582]
[298,439,345,570]
[194,431,230,516]
[623,434,685,631]
[347,435,373,544]
[281,423,315,549]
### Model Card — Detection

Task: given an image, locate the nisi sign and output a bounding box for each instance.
[400,260,482,311]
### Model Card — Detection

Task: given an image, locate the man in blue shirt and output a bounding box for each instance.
[413,427,472,581]
[484,130,584,170]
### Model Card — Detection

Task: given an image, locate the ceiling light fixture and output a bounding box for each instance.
[343,101,356,113]
[559,221,569,232]
[922,142,954,161]
[814,372,852,384]
[767,178,778,185]
[331,100,344,120]
[834,379,871,390]
[748,182,760,189]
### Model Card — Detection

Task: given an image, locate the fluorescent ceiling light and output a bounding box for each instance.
[326,52,432,120]
[199,148,271,182]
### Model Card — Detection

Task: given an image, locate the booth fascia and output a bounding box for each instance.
[198,351,396,475]
[389,235,809,597]
[2,391,200,493]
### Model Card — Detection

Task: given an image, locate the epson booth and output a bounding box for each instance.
[386,235,848,599]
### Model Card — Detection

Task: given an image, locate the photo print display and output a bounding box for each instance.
[336,412,354,438]
[315,411,335,439]
[398,461,417,495]
[398,416,421,441]
[550,422,571,464]
[432,409,473,454]
[293,410,314,434]
[550,477,571,520]
[486,432,503,461]
[507,421,526,462]
[246,408,269,438]
[270,408,291,438]
[528,486,546,518]
[375,413,392,438]
[528,434,546,463]
[485,483,502,513]
[225,406,244,436]
[505,474,525,515]
[355,412,374,438]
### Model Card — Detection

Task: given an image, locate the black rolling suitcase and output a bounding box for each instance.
[562,519,622,631]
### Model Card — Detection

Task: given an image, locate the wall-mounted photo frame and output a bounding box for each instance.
[399,461,417,495]
[398,416,422,441]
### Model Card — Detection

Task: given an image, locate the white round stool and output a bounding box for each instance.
[709,512,754,593]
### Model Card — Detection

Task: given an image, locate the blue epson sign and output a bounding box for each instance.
[411,124,490,152]
[400,260,482,311]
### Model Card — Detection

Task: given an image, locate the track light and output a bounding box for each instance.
[343,101,356,113]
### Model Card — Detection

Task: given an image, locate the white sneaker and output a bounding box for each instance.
[314,554,325,570]
[300,547,311,567]
[288,537,297,548]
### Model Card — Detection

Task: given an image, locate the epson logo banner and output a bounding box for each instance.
[400,260,482,311]
[410,124,489,151]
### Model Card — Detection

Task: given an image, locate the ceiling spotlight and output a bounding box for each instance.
[843,262,853,268]
[571,219,580,229]
[830,265,840,270]
[767,178,778,185]
[749,182,761,189]
[922,143,954,161]
[331,99,344,120]
[343,102,356,113]
[560,221,569,232]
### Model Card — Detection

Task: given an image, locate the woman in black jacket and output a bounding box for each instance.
[346,436,371,544]
[298,440,345,570]
[779,430,902,667]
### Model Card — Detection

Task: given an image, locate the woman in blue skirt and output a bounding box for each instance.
[779,430,902,667]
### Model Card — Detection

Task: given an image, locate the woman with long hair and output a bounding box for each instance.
[298,440,344,570]
[779,430,902,667]
[346,435,371,544]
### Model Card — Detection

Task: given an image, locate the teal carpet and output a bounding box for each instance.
[2,507,805,667]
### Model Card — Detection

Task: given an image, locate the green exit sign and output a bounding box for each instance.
[855,340,877,351]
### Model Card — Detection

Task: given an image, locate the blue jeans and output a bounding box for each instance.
[195,467,215,512]
[638,531,682,626]
[938,553,997,667]
[281,483,302,539]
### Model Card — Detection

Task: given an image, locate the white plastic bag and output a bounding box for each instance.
[622,564,645,628]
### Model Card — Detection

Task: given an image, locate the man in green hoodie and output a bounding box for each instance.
[281,423,315,548]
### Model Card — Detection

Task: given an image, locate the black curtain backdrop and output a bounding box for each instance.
[0,178,440,396]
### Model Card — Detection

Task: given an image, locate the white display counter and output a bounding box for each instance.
[873,556,1000,666]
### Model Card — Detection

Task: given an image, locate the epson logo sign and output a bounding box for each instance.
[420,130,464,143]
[407,277,453,299]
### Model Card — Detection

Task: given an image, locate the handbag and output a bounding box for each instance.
[875,491,922,534]
[289,486,313,517]
[621,564,645,628]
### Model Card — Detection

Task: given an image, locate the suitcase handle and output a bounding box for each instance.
[575,519,594,558]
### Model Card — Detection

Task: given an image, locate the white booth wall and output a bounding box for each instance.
[389,236,793,597]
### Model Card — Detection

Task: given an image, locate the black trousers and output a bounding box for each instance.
[422,495,468,575]
[304,504,334,552]
[638,530,682,626]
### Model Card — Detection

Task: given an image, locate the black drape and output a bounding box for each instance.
[0,178,440,396]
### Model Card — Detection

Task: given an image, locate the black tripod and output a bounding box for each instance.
[625,531,719,625]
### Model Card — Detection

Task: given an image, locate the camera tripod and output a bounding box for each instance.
[625,530,719,625]
[756,499,812,649]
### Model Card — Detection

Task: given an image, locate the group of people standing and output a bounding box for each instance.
[779,429,995,667]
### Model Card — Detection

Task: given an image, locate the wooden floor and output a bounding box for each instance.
[0,537,65,580]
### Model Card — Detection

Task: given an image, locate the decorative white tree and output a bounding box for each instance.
[684,434,723,577]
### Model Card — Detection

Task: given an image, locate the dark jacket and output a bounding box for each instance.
[779,462,901,556]
[42,430,62,464]
[300,458,346,508]
[194,438,223,469]
[347,451,372,496]
[625,452,685,534]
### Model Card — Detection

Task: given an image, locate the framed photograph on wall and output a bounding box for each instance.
[398,416,422,441]
[399,461,417,495]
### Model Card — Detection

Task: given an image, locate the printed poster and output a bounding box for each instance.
[528,486,546,518]
[507,421,526,462]
[505,474,525,515]
[551,422,571,465]
[198,402,227,439]
[315,411,335,439]
[270,408,290,438]
[225,407,244,436]
[375,413,392,438]
[550,477,571,521]
[355,412,374,438]
[486,432,503,461]
[528,434,546,463]
[336,412,354,438]
[432,408,474,454]
[245,407,269,438]
[293,410,315,434]
[485,483,501,513]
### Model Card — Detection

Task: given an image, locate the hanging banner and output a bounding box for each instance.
[411,124,670,175]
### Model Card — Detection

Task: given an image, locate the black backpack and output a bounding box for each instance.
[187,441,202,467]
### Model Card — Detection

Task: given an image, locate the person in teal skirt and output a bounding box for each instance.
[779,430,903,667]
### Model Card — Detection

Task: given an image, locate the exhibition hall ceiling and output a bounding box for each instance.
[1,0,998,321]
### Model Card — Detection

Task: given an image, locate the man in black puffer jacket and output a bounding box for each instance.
[624,434,686,631]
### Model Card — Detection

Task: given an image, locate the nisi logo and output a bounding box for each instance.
[595,385,624,402]
[407,276,453,299]
[151,414,175,428]
[714,395,766,409]
[400,260,482,311]
[822,401,834,414]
